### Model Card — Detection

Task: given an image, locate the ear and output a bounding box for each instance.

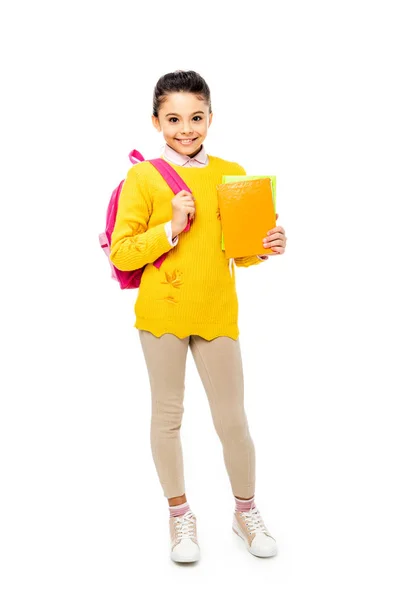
[208,111,213,127]
[152,115,161,132]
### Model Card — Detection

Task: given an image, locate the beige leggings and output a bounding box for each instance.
[138,330,256,499]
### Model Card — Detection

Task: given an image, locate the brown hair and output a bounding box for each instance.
[152,70,212,117]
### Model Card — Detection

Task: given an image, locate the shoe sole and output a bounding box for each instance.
[232,524,277,558]
[171,551,200,563]
[170,542,200,563]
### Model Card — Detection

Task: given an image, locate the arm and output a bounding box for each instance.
[109,167,176,271]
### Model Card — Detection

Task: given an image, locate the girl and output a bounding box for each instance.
[109,70,287,563]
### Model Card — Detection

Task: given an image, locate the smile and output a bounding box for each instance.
[176,138,198,145]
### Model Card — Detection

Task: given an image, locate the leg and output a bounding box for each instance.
[138,330,190,500]
[189,335,256,499]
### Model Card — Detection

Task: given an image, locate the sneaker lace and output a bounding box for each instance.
[173,510,196,542]
[241,507,269,535]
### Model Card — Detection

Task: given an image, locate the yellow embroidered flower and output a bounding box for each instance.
[164,296,178,304]
[161,269,183,289]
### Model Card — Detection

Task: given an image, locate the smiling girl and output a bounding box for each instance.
[110,70,287,563]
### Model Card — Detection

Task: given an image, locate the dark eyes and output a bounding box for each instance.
[169,116,202,123]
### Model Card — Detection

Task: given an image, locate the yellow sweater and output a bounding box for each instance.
[109,154,266,340]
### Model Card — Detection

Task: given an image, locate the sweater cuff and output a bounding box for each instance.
[234,255,263,267]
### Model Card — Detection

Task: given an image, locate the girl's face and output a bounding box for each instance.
[152,92,213,157]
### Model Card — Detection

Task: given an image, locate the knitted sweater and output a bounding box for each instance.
[109,148,267,340]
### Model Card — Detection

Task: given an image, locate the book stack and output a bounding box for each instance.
[216,175,277,259]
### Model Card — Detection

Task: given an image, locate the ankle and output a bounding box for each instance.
[168,493,187,507]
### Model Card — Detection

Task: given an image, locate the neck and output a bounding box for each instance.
[167,143,203,159]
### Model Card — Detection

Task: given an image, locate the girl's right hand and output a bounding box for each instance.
[171,190,196,236]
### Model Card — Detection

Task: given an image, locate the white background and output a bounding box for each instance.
[1,0,399,598]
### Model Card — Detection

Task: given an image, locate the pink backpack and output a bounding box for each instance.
[99,149,192,289]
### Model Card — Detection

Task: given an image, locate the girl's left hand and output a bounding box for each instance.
[262,213,287,254]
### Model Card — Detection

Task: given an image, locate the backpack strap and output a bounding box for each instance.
[148,158,191,195]
[124,150,191,270]
[128,152,191,195]
[148,158,192,233]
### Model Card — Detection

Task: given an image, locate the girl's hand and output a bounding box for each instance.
[262,213,287,254]
[171,190,196,237]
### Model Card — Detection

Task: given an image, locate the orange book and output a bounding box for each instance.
[216,177,276,259]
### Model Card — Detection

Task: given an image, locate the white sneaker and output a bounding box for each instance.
[233,506,277,557]
[170,510,200,563]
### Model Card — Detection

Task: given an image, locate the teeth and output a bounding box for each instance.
[178,139,195,144]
